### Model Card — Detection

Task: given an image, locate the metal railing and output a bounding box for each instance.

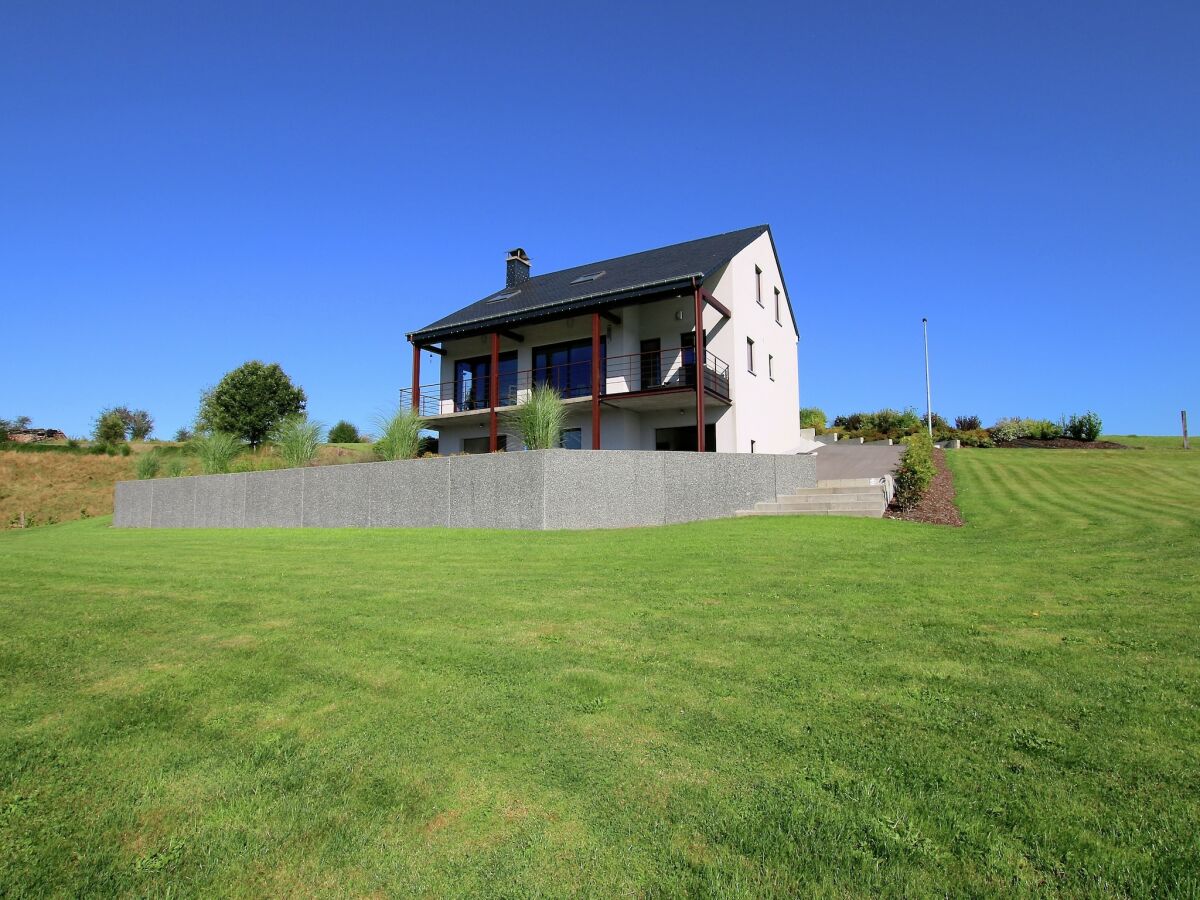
[400,346,730,418]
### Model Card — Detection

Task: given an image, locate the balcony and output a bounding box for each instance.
[400,346,730,421]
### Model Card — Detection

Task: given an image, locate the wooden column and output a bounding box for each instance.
[591,312,602,449]
[694,281,706,452]
[410,343,421,412]
[488,332,499,452]
[696,282,700,451]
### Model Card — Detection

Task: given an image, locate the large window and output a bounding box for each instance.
[463,435,506,454]
[532,337,605,399]
[746,337,755,374]
[454,352,518,411]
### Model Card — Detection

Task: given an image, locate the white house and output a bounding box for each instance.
[404,225,801,454]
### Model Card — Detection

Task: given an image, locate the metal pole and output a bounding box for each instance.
[922,317,933,439]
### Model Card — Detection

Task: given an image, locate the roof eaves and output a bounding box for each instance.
[406,272,703,343]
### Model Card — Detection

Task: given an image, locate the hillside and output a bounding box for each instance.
[0,443,374,527]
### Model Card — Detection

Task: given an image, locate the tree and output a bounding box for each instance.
[327,420,360,443]
[197,361,306,448]
[14,415,31,430]
[127,409,154,441]
[93,409,127,446]
[174,426,194,442]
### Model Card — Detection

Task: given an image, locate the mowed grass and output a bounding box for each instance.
[0,447,1197,896]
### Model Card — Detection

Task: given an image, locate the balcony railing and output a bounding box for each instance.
[400,346,730,418]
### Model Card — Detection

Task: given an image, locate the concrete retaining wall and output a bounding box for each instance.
[114,449,817,530]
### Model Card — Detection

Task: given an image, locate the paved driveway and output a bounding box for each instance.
[811,443,904,481]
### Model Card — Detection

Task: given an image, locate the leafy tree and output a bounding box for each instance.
[327,420,360,443]
[127,409,154,441]
[93,409,128,446]
[198,361,306,448]
[798,407,826,430]
[174,426,194,442]
[14,415,31,430]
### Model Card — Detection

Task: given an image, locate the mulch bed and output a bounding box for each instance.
[885,448,964,527]
[995,438,1129,450]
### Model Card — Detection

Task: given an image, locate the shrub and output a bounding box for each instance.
[799,407,826,430]
[957,428,994,448]
[93,409,128,446]
[174,427,194,442]
[1024,419,1062,441]
[272,416,323,468]
[126,409,154,441]
[507,384,566,450]
[135,452,161,480]
[954,415,981,431]
[832,408,925,440]
[164,457,187,478]
[373,409,427,461]
[893,432,936,511]
[119,443,132,457]
[328,420,360,444]
[189,431,242,474]
[1066,410,1103,442]
[198,361,307,448]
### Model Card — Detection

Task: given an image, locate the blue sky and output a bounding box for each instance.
[2,1,1196,438]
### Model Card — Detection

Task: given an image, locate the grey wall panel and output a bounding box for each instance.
[368,457,450,527]
[449,452,545,530]
[302,465,369,527]
[244,468,303,528]
[662,453,776,524]
[542,450,665,529]
[774,454,819,497]
[113,480,153,527]
[149,476,197,528]
[194,474,247,528]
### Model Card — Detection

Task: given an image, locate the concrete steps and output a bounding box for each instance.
[737,479,889,519]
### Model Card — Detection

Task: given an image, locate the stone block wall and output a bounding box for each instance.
[114,449,818,531]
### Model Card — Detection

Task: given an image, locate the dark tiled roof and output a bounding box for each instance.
[408,225,771,342]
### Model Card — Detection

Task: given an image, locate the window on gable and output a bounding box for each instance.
[774,287,781,324]
[768,354,774,380]
[747,337,755,373]
[755,266,763,306]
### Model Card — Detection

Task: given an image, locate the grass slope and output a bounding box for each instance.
[0,447,1197,896]
[1,443,375,526]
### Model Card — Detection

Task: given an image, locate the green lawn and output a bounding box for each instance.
[1,446,1197,896]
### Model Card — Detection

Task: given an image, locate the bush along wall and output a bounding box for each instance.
[892,432,936,511]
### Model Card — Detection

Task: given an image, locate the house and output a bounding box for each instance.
[404,225,801,454]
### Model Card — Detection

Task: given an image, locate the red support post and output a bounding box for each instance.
[410,343,421,412]
[488,332,499,452]
[694,280,706,452]
[591,312,602,449]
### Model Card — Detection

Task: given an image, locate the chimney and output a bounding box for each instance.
[505,248,531,288]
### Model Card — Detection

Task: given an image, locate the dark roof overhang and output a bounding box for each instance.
[407,274,700,345]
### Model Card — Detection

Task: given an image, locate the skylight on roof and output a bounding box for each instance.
[487,290,520,303]
[569,270,606,285]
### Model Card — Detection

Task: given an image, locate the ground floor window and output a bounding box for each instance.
[462,435,506,454]
[560,428,582,449]
[654,425,716,452]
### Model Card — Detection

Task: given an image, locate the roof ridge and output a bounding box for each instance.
[504,224,768,286]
